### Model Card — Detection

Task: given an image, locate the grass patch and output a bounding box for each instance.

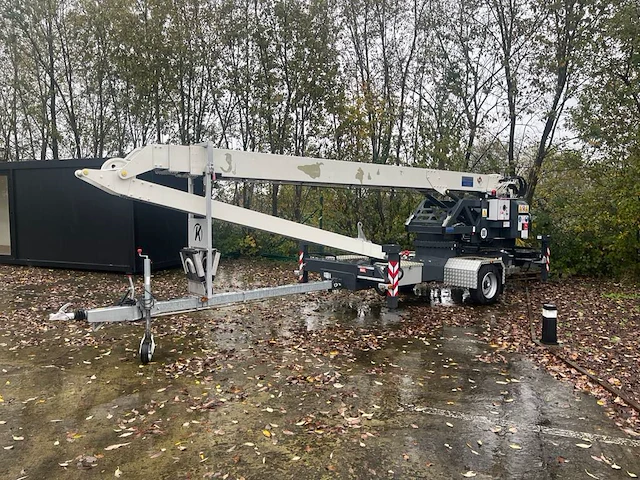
[601,292,640,300]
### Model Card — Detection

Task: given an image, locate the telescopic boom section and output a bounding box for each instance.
[77,144,502,259]
[101,144,503,194]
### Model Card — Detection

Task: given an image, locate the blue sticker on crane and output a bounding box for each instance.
[462,176,474,187]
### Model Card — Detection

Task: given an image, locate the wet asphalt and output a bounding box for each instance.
[0,269,639,479]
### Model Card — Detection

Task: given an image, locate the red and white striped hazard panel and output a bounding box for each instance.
[387,260,399,297]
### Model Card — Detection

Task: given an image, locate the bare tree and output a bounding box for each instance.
[525,0,598,203]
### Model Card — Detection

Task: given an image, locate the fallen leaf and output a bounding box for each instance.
[115,466,123,477]
[576,443,592,449]
[627,472,638,478]
[262,429,272,438]
[612,464,621,470]
[333,383,344,389]
[462,472,477,477]
[509,444,522,450]
[585,469,599,479]
[3,445,14,450]
[12,435,24,441]
[105,443,131,451]
[292,456,300,461]
[446,422,454,428]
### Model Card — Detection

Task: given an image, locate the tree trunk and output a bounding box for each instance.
[47,18,59,160]
[526,64,568,204]
[271,184,279,217]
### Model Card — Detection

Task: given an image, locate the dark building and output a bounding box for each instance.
[0,159,187,273]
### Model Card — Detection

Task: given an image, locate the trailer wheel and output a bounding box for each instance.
[139,333,155,364]
[470,265,501,304]
[140,340,152,364]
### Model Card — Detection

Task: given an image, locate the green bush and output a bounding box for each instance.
[534,151,639,278]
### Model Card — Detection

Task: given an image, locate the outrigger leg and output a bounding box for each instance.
[137,249,156,364]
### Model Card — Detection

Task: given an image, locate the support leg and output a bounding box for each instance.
[383,244,401,309]
[298,244,309,283]
[138,249,156,364]
[540,235,551,282]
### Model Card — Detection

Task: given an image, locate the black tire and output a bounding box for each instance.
[399,284,415,294]
[450,288,465,304]
[140,341,151,364]
[374,284,387,296]
[470,265,501,304]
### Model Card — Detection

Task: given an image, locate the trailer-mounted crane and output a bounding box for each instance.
[49,143,549,363]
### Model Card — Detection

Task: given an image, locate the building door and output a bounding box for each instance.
[0,174,11,256]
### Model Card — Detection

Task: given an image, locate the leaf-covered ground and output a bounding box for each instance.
[0,259,638,479]
[409,279,640,437]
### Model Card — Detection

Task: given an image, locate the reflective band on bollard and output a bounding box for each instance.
[541,303,558,345]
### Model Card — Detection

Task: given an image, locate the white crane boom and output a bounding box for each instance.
[77,170,385,259]
[105,144,502,195]
[77,144,504,259]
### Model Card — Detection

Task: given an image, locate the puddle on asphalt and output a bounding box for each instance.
[196,287,468,354]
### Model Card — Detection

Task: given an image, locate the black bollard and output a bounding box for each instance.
[541,303,558,345]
